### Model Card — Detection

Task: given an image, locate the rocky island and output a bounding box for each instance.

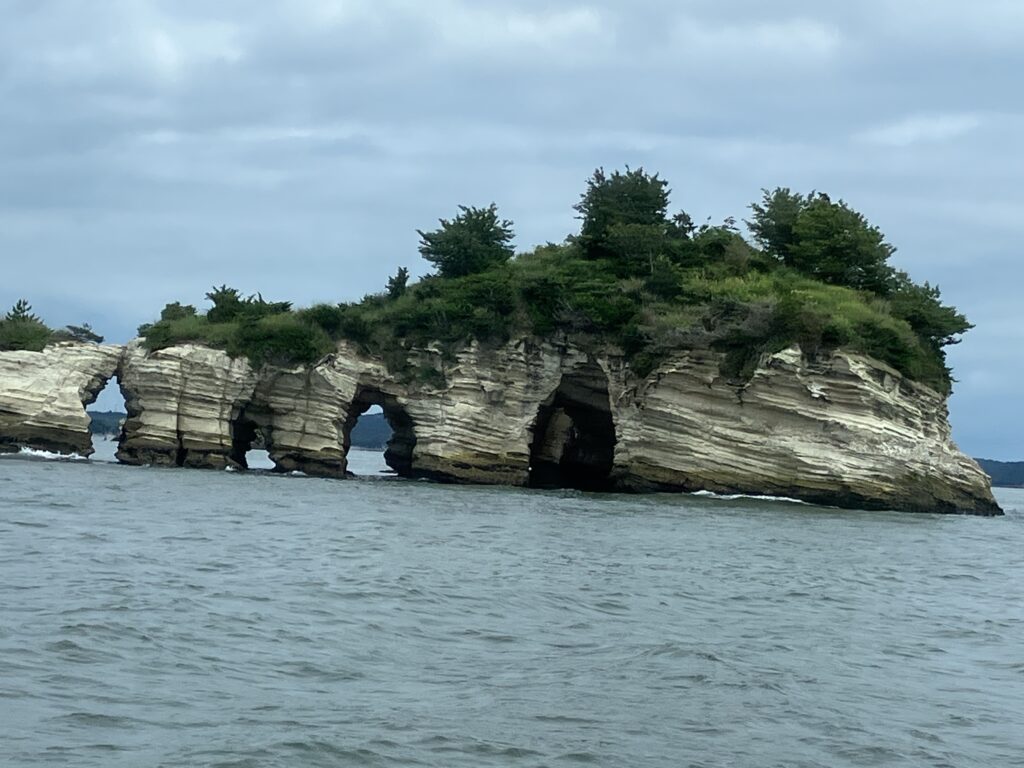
[0,170,1003,515]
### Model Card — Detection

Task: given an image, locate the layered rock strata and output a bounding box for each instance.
[111,339,999,515]
[116,342,259,470]
[0,342,123,456]
[0,338,1002,515]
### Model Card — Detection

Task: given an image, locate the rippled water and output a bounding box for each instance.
[1,444,1022,767]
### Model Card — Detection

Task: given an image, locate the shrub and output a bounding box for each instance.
[228,314,334,367]
[160,302,197,321]
[0,300,53,351]
[0,317,52,351]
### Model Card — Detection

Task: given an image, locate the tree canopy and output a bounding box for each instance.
[748,188,896,293]
[5,299,40,323]
[747,187,804,263]
[134,168,973,393]
[788,195,896,294]
[417,204,514,278]
[387,267,410,298]
[0,300,51,351]
[575,167,671,263]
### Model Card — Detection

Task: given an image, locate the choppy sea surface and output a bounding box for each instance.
[1,440,1022,768]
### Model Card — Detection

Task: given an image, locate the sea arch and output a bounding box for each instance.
[528,361,616,491]
[342,384,416,476]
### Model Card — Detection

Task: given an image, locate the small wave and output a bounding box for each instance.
[558,752,600,763]
[55,711,141,729]
[12,447,88,461]
[690,489,807,504]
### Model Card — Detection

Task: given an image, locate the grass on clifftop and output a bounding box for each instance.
[136,170,970,393]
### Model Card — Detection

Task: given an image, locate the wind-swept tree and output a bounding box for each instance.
[889,273,972,353]
[59,323,104,343]
[205,285,244,323]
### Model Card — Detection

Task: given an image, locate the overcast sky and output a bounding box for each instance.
[1,1,1021,459]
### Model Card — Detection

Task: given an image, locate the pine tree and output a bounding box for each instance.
[5,299,39,323]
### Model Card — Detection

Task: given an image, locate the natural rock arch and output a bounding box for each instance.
[342,384,417,476]
[228,408,271,470]
[528,361,617,491]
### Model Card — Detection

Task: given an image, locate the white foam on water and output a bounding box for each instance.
[16,447,88,462]
[690,489,807,505]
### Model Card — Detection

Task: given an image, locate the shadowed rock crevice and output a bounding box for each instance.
[174,441,188,468]
[528,362,616,491]
[343,385,416,476]
[228,409,273,470]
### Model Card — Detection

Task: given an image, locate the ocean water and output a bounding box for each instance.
[1,442,1022,767]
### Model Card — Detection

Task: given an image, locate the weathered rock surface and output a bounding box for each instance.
[0,343,123,456]
[610,346,999,515]
[108,339,999,514]
[0,337,1001,515]
[116,341,259,470]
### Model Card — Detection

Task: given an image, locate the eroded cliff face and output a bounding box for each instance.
[109,338,999,514]
[0,343,123,456]
[116,342,259,470]
[0,338,1000,515]
[611,346,998,515]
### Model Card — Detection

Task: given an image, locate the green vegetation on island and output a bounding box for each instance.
[27,168,971,393]
[0,299,104,352]
[348,412,393,450]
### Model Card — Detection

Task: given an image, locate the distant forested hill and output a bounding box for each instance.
[350,412,392,450]
[976,459,1024,487]
[88,410,124,436]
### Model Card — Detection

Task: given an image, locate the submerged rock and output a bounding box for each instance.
[0,338,1002,515]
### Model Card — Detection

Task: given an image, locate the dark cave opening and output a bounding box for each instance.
[230,412,273,470]
[528,364,617,492]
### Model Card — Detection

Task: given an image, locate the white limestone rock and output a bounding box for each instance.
[0,342,124,456]
[43,337,997,514]
[116,341,258,469]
